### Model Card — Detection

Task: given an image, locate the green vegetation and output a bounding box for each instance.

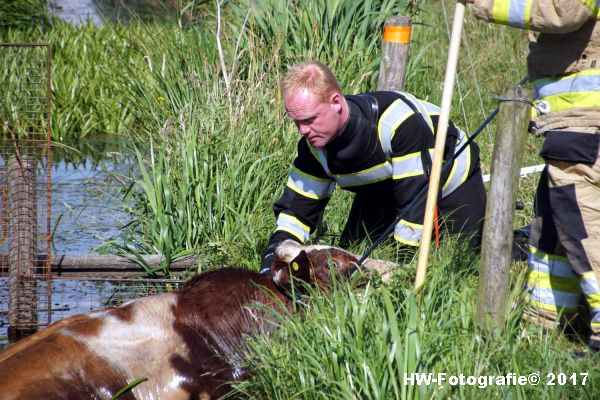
[4,0,597,398]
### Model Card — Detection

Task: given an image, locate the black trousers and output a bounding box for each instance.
[339,172,486,250]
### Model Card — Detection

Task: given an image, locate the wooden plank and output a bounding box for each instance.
[0,254,197,278]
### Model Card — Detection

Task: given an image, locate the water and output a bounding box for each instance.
[0,149,134,346]
[51,158,131,254]
[48,0,103,26]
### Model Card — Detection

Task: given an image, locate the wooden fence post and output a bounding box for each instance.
[476,85,530,331]
[377,16,412,91]
[7,154,38,340]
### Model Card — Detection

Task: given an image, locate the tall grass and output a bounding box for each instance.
[236,241,599,398]
[6,1,594,397]
[0,0,49,28]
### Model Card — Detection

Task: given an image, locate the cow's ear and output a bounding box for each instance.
[290,250,312,282]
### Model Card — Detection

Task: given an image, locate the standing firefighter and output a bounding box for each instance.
[259,61,487,273]
[469,0,600,351]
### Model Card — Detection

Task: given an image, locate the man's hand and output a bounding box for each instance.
[259,243,279,274]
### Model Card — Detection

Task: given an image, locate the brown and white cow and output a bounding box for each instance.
[0,240,390,400]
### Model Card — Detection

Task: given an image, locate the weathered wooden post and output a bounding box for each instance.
[476,85,530,330]
[377,16,412,91]
[7,154,39,340]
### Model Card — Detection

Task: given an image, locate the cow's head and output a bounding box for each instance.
[270,240,358,293]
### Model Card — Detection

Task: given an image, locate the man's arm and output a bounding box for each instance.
[468,0,596,33]
[259,139,334,273]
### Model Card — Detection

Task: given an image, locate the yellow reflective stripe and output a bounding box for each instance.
[535,91,600,114]
[529,246,568,262]
[587,292,600,309]
[379,99,414,157]
[527,298,578,312]
[392,151,426,180]
[581,0,598,13]
[492,0,510,24]
[582,271,600,308]
[276,213,310,243]
[275,227,305,243]
[528,269,580,293]
[527,285,581,308]
[397,91,436,133]
[492,0,532,28]
[332,162,393,188]
[309,146,331,177]
[441,130,471,196]
[287,167,334,200]
[393,219,422,246]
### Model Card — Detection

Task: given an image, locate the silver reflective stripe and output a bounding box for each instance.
[441,130,470,198]
[507,0,527,28]
[528,250,575,278]
[287,167,335,200]
[311,147,332,176]
[396,91,437,132]
[533,73,600,100]
[332,162,393,188]
[392,151,428,180]
[394,220,422,246]
[276,213,310,243]
[581,273,600,297]
[527,286,581,308]
[378,99,414,159]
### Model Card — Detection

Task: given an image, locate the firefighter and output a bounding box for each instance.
[259,61,487,273]
[468,0,600,351]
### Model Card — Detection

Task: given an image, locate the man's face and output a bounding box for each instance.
[284,88,344,148]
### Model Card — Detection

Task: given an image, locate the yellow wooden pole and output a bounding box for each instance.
[414,1,466,290]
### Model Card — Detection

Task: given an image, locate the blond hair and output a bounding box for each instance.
[281,61,342,102]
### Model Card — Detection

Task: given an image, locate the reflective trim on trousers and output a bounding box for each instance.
[527,246,581,309]
[275,213,310,243]
[528,246,574,278]
[393,219,422,246]
[582,271,600,309]
[287,167,335,200]
[528,270,580,293]
[526,286,581,310]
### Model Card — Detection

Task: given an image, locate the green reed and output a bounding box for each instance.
[236,240,598,399]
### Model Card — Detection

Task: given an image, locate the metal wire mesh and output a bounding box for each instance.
[0,43,52,338]
[49,277,183,322]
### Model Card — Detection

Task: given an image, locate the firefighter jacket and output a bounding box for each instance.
[471,0,600,134]
[267,91,481,248]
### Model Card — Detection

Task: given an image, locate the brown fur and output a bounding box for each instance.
[0,241,360,399]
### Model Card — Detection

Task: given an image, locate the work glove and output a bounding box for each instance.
[259,242,279,274]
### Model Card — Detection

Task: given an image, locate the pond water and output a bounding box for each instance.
[48,0,102,26]
[0,141,134,346]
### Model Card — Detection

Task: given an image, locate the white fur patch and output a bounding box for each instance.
[275,240,338,263]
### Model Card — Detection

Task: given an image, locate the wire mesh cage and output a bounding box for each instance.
[0,43,52,339]
[49,277,183,323]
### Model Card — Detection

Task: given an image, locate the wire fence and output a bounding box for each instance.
[0,43,52,339]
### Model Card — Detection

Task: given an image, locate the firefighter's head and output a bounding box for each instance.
[281,61,349,148]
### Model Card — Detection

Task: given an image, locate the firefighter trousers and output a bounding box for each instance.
[524,129,600,347]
